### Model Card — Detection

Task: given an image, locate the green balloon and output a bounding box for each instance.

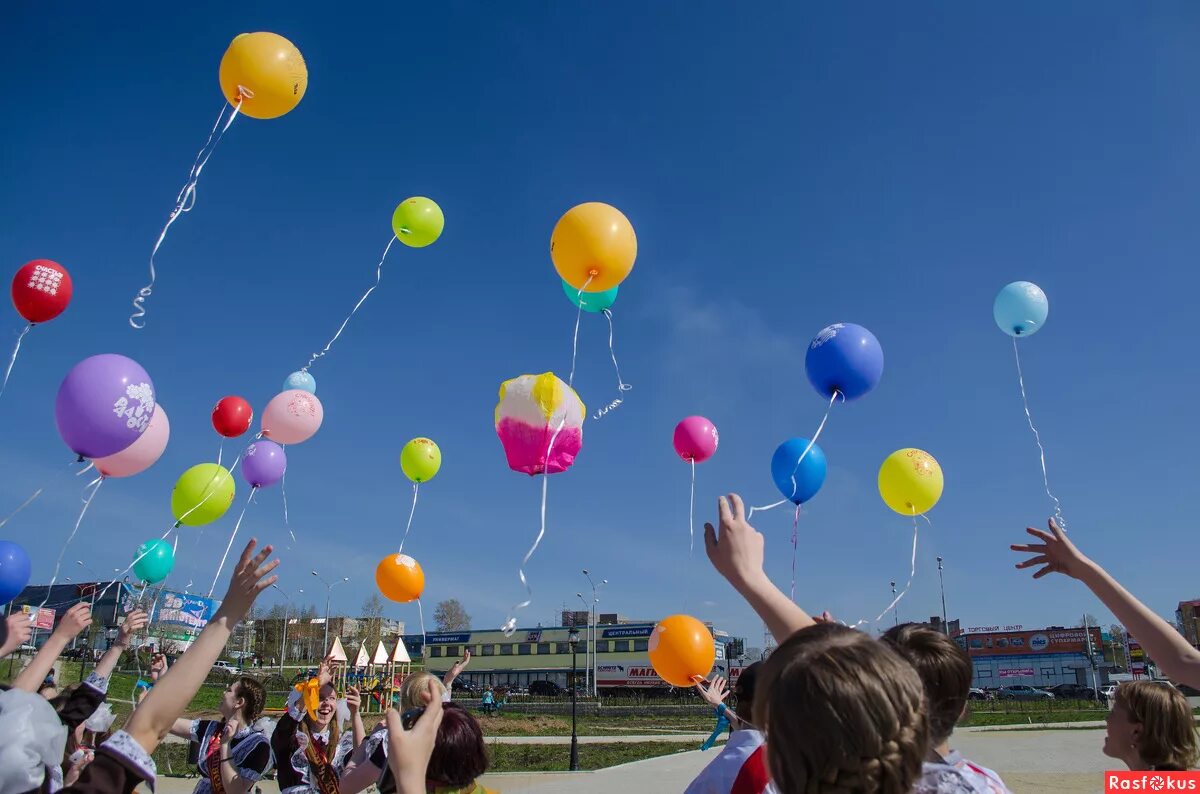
[171,463,236,526]
[562,279,618,313]
[133,539,174,584]
[400,437,442,483]
[392,197,444,248]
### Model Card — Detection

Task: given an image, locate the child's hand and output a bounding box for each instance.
[704,495,766,591]
[117,609,149,645]
[1011,518,1090,580]
[1,614,33,657]
[346,686,361,715]
[54,603,93,640]
[216,540,279,622]
[695,675,729,708]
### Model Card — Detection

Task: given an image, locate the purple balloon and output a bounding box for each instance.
[241,440,287,488]
[55,354,156,459]
[805,323,884,402]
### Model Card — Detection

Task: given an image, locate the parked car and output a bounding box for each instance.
[1045,683,1096,700]
[1099,684,1119,703]
[997,685,1055,700]
[528,680,563,696]
[967,687,994,701]
[212,661,242,675]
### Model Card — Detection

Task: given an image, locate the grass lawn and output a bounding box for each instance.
[487,741,704,772]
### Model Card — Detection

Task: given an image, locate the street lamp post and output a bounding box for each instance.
[575,593,591,695]
[273,585,303,675]
[582,570,607,697]
[311,571,349,658]
[890,580,898,627]
[936,557,948,634]
[568,626,580,771]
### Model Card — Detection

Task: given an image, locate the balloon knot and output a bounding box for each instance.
[236,85,256,101]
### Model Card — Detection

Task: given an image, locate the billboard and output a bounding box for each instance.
[999,668,1036,678]
[595,663,668,688]
[22,606,55,630]
[958,627,1102,657]
[154,591,219,632]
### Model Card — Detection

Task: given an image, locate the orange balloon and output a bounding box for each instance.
[551,202,637,293]
[648,614,715,687]
[218,32,308,120]
[375,554,425,603]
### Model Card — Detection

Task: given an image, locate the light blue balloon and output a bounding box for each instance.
[284,371,317,394]
[562,279,618,313]
[993,282,1049,337]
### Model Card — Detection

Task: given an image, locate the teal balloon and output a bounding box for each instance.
[132,539,174,584]
[562,279,618,313]
[993,281,1049,337]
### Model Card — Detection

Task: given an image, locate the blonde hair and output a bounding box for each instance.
[754,623,929,794]
[398,672,446,712]
[1116,682,1200,771]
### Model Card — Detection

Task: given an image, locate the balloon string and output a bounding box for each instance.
[129,96,244,329]
[591,310,633,420]
[747,392,839,520]
[852,512,925,629]
[567,276,595,388]
[0,323,33,399]
[397,483,420,555]
[688,458,697,556]
[209,487,258,597]
[503,416,568,635]
[416,598,427,656]
[790,503,801,603]
[1012,337,1066,529]
[36,475,105,612]
[0,487,44,531]
[302,235,398,372]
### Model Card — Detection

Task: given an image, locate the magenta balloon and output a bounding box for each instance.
[94,405,170,478]
[261,390,323,445]
[673,416,719,463]
[56,354,156,459]
[240,440,287,488]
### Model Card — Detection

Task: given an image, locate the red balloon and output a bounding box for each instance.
[212,396,253,438]
[11,259,73,323]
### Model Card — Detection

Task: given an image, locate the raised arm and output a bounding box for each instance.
[122,540,278,755]
[346,686,366,750]
[14,601,91,691]
[93,609,148,681]
[1013,518,1200,687]
[443,649,470,691]
[704,494,815,644]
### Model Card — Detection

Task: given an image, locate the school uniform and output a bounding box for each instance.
[185,719,272,794]
[271,691,354,794]
[683,729,772,794]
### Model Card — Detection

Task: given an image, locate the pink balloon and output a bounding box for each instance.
[261,390,324,445]
[673,416,719,463]
[94,405,170,478]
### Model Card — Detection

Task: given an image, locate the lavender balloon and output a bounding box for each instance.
[55,354,156,459]
[804,323,884,402]
[241,440,287,488]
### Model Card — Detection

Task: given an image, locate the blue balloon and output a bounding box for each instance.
[770,438,828,505]
[284,370,317,394]
[805,323,884,402]
[993,281,1048,337]
[0,540,32,603]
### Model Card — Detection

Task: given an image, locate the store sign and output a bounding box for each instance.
[424,633,470,644]
[962,627,1102,657]
[601,626,654,639]
[999,668,1035,678]
[596,664,668,687]
[966,625,1024,633]
[154,591,218,631]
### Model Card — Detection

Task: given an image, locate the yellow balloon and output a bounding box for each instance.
[218,32,308,120]
[878,448,944,515]
[551,202,637,293]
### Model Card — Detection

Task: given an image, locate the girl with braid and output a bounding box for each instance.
[272,657,360,794]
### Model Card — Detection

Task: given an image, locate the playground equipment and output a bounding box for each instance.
[317,635,415,714]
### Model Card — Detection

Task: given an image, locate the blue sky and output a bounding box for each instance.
[3,3,1200,648]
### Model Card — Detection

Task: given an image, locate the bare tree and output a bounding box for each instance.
[434,599,471,632]
[362,593,386,649]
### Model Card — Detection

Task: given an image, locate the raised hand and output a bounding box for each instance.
[448,649,471,678]
[54,602,93,640]
[150,653,168,678]
[118,609,149,645]
[704,495,766,590]
[695,675,729,708]
[1011,518,1090,580]
[346,686,361,714]
[385,678,445,794]
[1,613,33,657]
[216,539,279,622]
[317,655,337,687]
